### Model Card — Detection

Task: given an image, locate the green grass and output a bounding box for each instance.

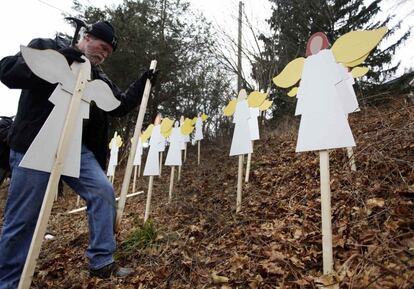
[116,220,158,259]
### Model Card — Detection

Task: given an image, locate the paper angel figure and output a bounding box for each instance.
[143,119,164,176]
[165,122,183,166]
[133,136,143,166]
[228,89,253,156]
[107,132,122,179]
[273,28,387,152]
[194,114,204,141]
[18,46,120,178]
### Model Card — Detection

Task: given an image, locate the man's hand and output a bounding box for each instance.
[58,47,85,65]
[141,69,159,86]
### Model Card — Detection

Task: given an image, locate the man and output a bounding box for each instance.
[0,20,156,288]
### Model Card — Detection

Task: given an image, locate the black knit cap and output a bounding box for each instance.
[87,21,118,51]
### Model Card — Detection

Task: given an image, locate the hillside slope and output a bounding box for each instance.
[0,98,413,288]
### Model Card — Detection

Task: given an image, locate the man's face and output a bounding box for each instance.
[81,35,113,65]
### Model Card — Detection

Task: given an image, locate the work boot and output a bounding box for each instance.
[90,262,133,278]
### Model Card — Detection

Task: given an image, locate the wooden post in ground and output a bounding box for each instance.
[319,150,338,288]
[245,141,254,183]
[184,143,187,162]
[197,140,201,165]
[236,155,243,213]
[346,147,356,171]
[178,165,182,181]
[159,151,163,175]
[116,60,157,230]
[144,176,154,223]
[168,166,175,203]
[132,165,137,193]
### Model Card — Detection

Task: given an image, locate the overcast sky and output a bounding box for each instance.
[0,0,412,116]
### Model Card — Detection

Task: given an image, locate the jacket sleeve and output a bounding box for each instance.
[97,70,147,117]
[0,38,54,89]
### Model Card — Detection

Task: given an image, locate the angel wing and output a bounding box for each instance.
[351,66,369,78]
[161,117,174,137]
[181,118,195,135]
[191,117,198,125]
[201,113,209,121]
[272,57,305,88]
[331,27,388,64]
[141,124,154,142]
[223,98,237,116]
[20,45,76,91]
[259,99,273,111]
[247,91,267,108]
[287,87,298,97]
[343,52,370,67]
[115,135,123,147]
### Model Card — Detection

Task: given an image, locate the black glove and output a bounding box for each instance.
[141,69,159,86]
[58,47,85,65]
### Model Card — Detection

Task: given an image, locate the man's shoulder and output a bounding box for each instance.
[27,35,70,50]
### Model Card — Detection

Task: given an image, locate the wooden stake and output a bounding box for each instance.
[116,60,157,230]
[197,140,201,165]
[178,165,182,181]
[319,150,334,275]
[346,147,357,171]
[132,165,137,193]
[76,195,80,207]
[245,141,254,183]
[184,143,187,162]
[144,176,154,223]
[67,191,143,214]
[159,151,163,176]
[168,166,175,203]
[236,155,243,213]
[18,66,88,289]
[138,164,141,177]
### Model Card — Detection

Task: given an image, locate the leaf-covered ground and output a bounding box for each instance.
[1,98,413,288]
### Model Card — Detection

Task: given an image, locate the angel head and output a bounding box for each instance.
[305,32,330,56]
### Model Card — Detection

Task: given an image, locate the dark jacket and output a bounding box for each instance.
[0,36,146,169]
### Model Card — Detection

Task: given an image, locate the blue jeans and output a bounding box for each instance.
[0,145,116,289]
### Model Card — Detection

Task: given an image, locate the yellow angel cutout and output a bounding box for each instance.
[160,117,174,138]
[247,91,268,108]
[223,98,237,116]
[141,124,154,142]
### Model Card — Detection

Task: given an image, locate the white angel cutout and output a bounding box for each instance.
[229,89,253,156]
[143,118,163,177]
[193,114,203,141]
[294,46,355,152]
[165,122,183,167]
[107,132,122,182]
[18,46,120,178]
[133,136,143,167]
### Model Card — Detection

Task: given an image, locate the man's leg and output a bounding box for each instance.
[63,145,117,270]
[0,150,49,289]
